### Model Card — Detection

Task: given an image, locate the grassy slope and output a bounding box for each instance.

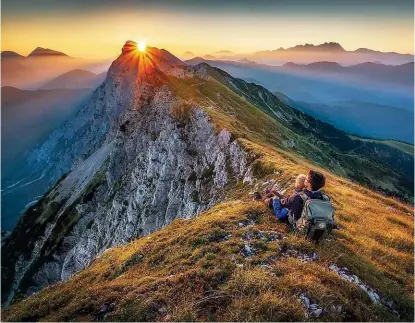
[3,69,414,321]
[166,68,413,200]
[3,138,413,322]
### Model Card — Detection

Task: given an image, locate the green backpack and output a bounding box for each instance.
[289,192,335,242]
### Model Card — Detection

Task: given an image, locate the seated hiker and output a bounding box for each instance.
[279,170,327,223]
[269,174,307,221]
[253,174,307,221]
[254,171,326,222]
[256,170,335,241]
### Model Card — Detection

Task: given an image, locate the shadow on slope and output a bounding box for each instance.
[1,86,93,229]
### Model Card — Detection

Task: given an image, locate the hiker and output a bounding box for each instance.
[254,170,326,221]
[255,170,335,241]
[276,170,327,221]
[254,174,307,221]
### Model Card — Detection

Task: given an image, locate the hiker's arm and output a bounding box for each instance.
[270,189,285,199]
[280,194,295,208]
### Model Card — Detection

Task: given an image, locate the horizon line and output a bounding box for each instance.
[2,41,414,59]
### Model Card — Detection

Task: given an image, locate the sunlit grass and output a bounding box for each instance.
[3,140,413,321]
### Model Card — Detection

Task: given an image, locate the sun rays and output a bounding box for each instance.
[119,40,157,78]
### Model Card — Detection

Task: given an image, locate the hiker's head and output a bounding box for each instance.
[305,170,326,191]
[295,174,307,190]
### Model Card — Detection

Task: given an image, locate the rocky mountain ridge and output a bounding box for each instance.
[1,42,254,305]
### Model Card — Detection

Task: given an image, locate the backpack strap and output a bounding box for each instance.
[297,192,310,221]
[298,192,309,204]
[320,192,330,201]
[288,193,309,228]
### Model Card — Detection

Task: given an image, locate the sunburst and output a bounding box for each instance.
[137,41,147,52]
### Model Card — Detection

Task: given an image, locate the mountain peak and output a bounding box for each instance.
[282,62,300,68]
[214,50,234,55]
[28,47,68,57]
[181,51,196,59]
[108,41,187,81]
[1,51,24,59]
[121,41,181,61]
[288,42,345,52]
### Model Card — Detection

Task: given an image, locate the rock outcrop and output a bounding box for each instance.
[1,42,253,305]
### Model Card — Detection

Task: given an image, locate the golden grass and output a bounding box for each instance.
[3,138,413,322]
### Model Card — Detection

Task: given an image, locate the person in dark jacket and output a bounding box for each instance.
[255,170,326,222]
[274,170,326,221]
[263,174,306,221]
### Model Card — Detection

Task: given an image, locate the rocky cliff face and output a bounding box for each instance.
[2,42,253,305]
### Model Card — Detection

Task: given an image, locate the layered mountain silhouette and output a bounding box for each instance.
[1,51,25,59]
[209,42,413,65]
[1,48,111,89]
[280,61,414,86]
[186,57,414,142]
[40,69,107,90]
[187,58,414,89]
[274,42,345,52]
[274,93,414,144]
[181,51,196,60]
[1,42,413,321]
[28,47,68,57]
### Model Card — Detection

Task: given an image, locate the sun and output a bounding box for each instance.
[137,41,147,52]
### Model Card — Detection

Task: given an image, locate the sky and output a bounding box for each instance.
[2,0,414,59]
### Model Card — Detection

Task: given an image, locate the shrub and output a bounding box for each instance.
[207,228,228,243]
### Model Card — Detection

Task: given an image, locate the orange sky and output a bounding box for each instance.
[2,8,414,58]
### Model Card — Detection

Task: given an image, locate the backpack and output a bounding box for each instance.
[289,192,335,242]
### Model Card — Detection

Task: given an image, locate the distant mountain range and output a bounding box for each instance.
[185,57,414,143]
[274,94,414,144]
[1,86,92,172]
[1,48,111,89]
[279,61,414,88]
[1,51,25,59]
[194,42,413,65]
[40,69,106,90]
[186,57,413,104]
[28,47,68,57]
[265,41,346,52]
[187,58,414,89]
[1,47,68,59]
[253,42,411,54]
[181,51,196,60]
[213,50,235,55]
